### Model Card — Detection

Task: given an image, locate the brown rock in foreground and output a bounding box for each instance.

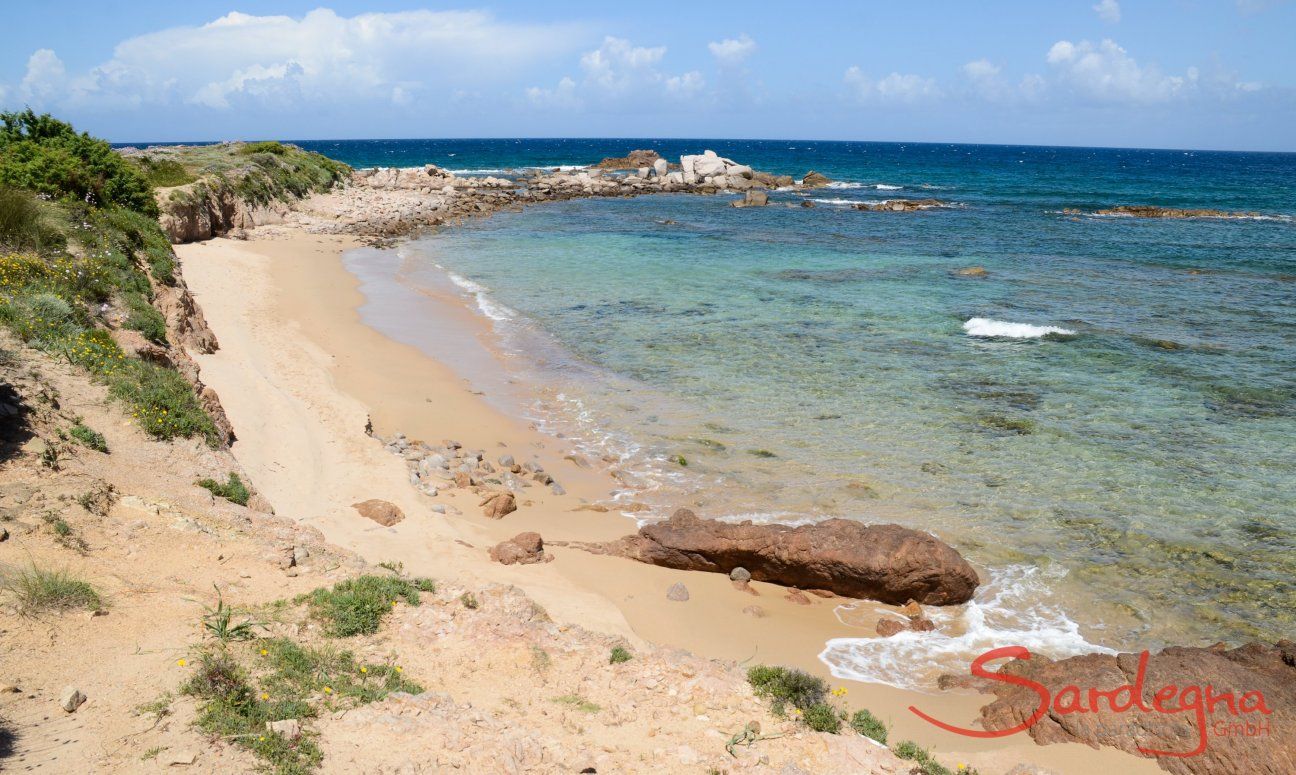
[972,640,1296,775]
[489,532,551,565]
[352,499,404,526]
[577,509,979,605]
[801,171,831,187]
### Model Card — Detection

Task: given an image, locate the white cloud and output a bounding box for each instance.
[9,9,585,112]
[844,66,939,103]
[20,49,67,103]
[962,59,1001,81]
[528,36,703,108]
[1046,38,1193,102]
[708,34,756,65]
[1093,0,1122,23]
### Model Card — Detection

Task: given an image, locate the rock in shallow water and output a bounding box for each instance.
[573,508,979,605]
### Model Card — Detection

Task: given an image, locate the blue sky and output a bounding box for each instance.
[2,1,1293,150]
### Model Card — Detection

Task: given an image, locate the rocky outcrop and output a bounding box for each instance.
[489,532,551,565]
[158,178,292,243]
[802,171,832,187]
[855,198,950,212]
[594,150,663,170]
[731,190,769,208]
[573,509,979,605]
[971,641,1296,775]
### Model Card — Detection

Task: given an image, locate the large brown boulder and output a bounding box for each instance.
[352,499,404,526]
[579,509,978,605]
[489,532,551,565]
[970,641,1296,775]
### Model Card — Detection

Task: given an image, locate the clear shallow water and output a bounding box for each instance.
[323,139,1296,686]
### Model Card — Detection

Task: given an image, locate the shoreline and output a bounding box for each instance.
[177,228,1161,774]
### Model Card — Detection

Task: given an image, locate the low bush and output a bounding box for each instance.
[198,472,250,506]
[850,708,888,744]
[111,360,220,444]
[239,141,289,156]
[297,575,432,637]
[802,702,843,733]
[183,633,420,774]
[892,740,969,775]
[0,563,101,613]
[132,156,195,188]
[609,646,632,664]
[746,665,829,717]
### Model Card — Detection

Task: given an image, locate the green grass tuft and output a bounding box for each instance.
[0,563,101,613]
[69,422,108,452]
[609,646,632,664]
[552,694,601,714]
[296,575,432,637]
[197,472,250,506]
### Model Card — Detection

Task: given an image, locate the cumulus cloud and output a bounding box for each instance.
[527,35,703,108]
[7,9,585,113]
[1093,0,1122,23]
[1046,39,1194,102]
[844,67,940,103]
[20,49,67,103]
[708,34,756,65]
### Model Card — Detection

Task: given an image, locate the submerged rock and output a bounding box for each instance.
[1093,205,1262,219]
[575,508,979,605]
[855,198,950,212]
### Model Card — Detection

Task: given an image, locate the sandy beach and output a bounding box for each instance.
[177,229,1163,775]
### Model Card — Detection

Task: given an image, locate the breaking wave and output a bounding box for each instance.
[963,317,1075,338]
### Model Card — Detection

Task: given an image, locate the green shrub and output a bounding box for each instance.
[850,708,888,744]
[4,291,78,346]
[802,702,843,733]
[197,472,250,506]
[0,563,102,613]
[297,575,432,637]
[124,292,167,344]
[132,156,195,188]
[0,110,156,215]
[747,665,829,717]
[69,422,108,453]
[240,141,289,156]
[609,646,632,664]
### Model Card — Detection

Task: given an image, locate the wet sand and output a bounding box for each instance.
[177,230,1162,775]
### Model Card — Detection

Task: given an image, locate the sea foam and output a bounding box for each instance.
[819,565,1112,690]
[443,269,516,321]
[963,317,1075,338]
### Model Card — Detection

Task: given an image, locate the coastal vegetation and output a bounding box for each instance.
[0,111,219,444]
[137,140,350,210]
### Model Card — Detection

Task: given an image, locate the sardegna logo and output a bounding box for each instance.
[909,646,1273,758]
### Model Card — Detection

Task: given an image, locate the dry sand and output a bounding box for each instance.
[177,231,1162,775]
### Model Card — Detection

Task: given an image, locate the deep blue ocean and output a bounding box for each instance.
[289,139,1296,684]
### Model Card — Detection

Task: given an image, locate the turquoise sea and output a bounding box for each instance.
[306,138,1296,687]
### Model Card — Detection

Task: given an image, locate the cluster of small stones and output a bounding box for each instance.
[375,431,564,516]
